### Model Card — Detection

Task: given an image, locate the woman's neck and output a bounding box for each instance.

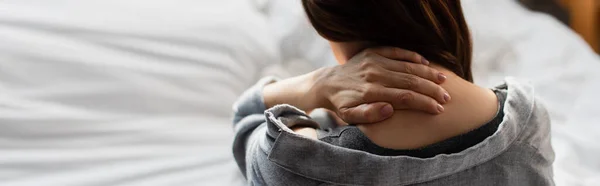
[357,65,499,150]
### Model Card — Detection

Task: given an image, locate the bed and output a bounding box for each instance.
[0,0,273,185]
[0,0,598,185]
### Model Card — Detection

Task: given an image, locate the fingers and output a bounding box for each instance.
[373,88,444,115]
[356,60,449,103]
[364,47,429,65]
[375,56,447,84]
[378,68,450,104]
[338,102,394,124]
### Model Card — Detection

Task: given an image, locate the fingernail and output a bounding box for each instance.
[443,93,451,103]
[438,73,447,82]
[421,58,430,65]
[437,104,445,113]
[380,104,393,117]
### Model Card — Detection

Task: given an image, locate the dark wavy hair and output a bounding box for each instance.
[302,0,473,82]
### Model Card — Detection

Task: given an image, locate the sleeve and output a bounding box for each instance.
[231,77,320,180]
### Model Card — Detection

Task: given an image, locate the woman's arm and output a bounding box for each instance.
[232,47,449,180]
[263,47,451,124]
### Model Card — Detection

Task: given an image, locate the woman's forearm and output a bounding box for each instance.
[262,68,327,113]
[262,47,452,125]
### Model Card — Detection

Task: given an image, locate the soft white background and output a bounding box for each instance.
[0,0,598,185]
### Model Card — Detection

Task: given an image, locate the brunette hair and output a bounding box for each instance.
[302,0,473,82]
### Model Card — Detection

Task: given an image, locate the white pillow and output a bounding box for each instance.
[0,0,277,185]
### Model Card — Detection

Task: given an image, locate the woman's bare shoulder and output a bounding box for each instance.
[358,87,499,150]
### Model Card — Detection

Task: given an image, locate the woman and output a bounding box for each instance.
[233,0,554,185]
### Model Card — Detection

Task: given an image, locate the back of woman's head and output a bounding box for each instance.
[302,0,473,82]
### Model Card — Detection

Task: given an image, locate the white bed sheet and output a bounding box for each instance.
[0,0,278,185]
[265,0,600,185]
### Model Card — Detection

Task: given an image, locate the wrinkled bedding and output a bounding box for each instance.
[0,0,277,185]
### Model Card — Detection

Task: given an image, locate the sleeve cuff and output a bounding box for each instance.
[232,76,279,124]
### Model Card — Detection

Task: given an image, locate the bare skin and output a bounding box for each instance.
[261,47,455,141]
[263,47,450,124]
[293,65,498,149]
[291,42,499,150]
[358,66,499,149]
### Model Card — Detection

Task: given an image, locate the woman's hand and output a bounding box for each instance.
[263,47,449,124]
[314,47,450,124]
